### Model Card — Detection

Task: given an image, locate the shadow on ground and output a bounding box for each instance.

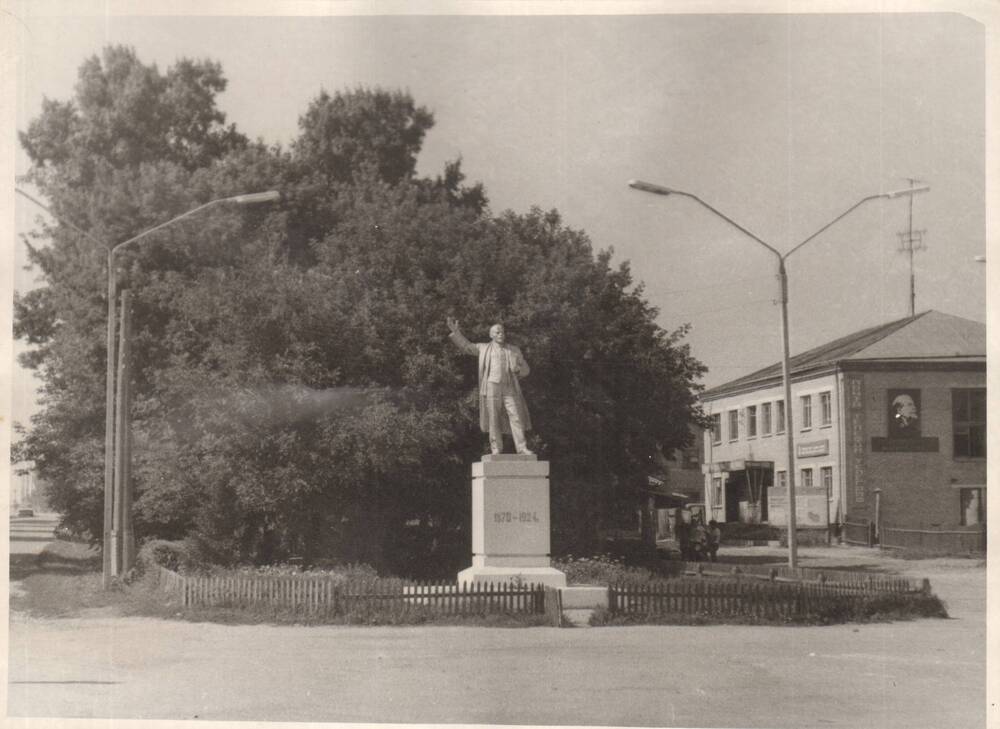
[10,543,101,581]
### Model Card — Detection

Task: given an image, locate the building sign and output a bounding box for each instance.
[797,439,829,458]
[844,375,867,505]
[768,486,829,526]
[887,388,921,438]
[870,437,939,453]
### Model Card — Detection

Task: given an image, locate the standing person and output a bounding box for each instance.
[692,518,709,561]
[446,317,533,455]
[707,520,722,562]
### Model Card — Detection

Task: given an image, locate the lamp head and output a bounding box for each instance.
[884,185,930,199]
[628,179,675,196]
[233,190,281,205]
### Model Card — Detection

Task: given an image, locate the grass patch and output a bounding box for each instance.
[553,553,681,586]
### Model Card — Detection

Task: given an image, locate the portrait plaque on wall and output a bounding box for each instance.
[871,387,938,453]
[887,388,921,438]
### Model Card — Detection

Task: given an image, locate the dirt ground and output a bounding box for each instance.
[7,544,987,728]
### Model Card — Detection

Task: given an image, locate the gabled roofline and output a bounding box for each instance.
[698,309,993,400]
[702,356,986,402]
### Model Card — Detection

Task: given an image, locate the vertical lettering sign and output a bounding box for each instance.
[846,376,866,504]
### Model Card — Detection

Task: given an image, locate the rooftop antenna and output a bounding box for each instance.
[897,177,927,317]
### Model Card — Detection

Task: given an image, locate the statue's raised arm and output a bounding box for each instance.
[445,319,533,455]
[447,317,478,356]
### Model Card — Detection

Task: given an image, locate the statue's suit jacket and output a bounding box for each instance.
[449,331,532,435]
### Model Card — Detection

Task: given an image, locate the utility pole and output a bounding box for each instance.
[112,289,133,576]
[897,177,926,317]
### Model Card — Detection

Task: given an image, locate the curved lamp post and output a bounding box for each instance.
[103,190,280,582]
[14,188,280,586]
[628,179,929,568]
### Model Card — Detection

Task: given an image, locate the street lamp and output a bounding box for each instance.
[103,190,281,583]
[12,187,280,586]
[628,179,929,568]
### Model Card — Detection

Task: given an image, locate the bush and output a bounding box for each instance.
[553,554,657,586]
[588,577,949,626]
[600,537,661,564]
[808,592,948,623]
[137,538,211,574]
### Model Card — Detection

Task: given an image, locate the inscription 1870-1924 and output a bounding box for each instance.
[493,511,539,523]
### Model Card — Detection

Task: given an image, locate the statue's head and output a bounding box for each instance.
[489,323,505,344]
[892,393,918,426]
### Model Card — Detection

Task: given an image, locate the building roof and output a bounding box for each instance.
[703,310,985,400]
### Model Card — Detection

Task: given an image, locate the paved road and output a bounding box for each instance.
[7,546,986,728]
[9,514,59,555]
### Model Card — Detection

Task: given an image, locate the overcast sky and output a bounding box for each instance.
[7,3,990,428]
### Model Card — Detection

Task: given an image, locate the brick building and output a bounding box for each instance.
[700,310,985,550]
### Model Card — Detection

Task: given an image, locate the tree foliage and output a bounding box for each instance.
[16,46,705,576]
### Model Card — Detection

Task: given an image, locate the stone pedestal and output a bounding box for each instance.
[457,454,566,588]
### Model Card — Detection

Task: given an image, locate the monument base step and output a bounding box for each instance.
[558,584,609,609]
[562,609,595,627]
[457,565,566,588]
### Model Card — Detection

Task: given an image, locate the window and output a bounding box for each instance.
[761,402,772,435]
[728,409,739,441]
[747,405,757,438]
[800,468,814,489]
[820,391,832,426]
[953,389,986,458]
[710,414,722,445]
[821,466,833,499]
[776,470,787,491]
[800,395,813,430]
[960,488,985,526]
[776,400,785,433]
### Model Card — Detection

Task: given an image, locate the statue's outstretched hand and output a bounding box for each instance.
[446,317,460,335]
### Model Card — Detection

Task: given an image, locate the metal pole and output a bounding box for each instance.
[777,260,799,568]
[627,180,928,569]
[117,290,135,573]
[873,488,882,543]
[16,187,279,588]
[103,252,117,586]
[907,180,916,317]
[113,289,131,579]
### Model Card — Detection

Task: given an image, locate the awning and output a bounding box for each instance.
[702,459,774,474]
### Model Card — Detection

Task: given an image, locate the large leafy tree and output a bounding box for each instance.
[16,46,705,576]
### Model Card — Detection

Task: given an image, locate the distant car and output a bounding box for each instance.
[17,508,34,517]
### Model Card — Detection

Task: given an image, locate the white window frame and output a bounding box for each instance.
[820,391,832,427]
[728,409,739,442]
[746,405,757,438]
[820,466,833,499]
[959,487,985,526]
[711,413,722,445]
[761,402,772,436]
[800,467,814,489]
[800,394,813,430]
[776,400,785,434]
